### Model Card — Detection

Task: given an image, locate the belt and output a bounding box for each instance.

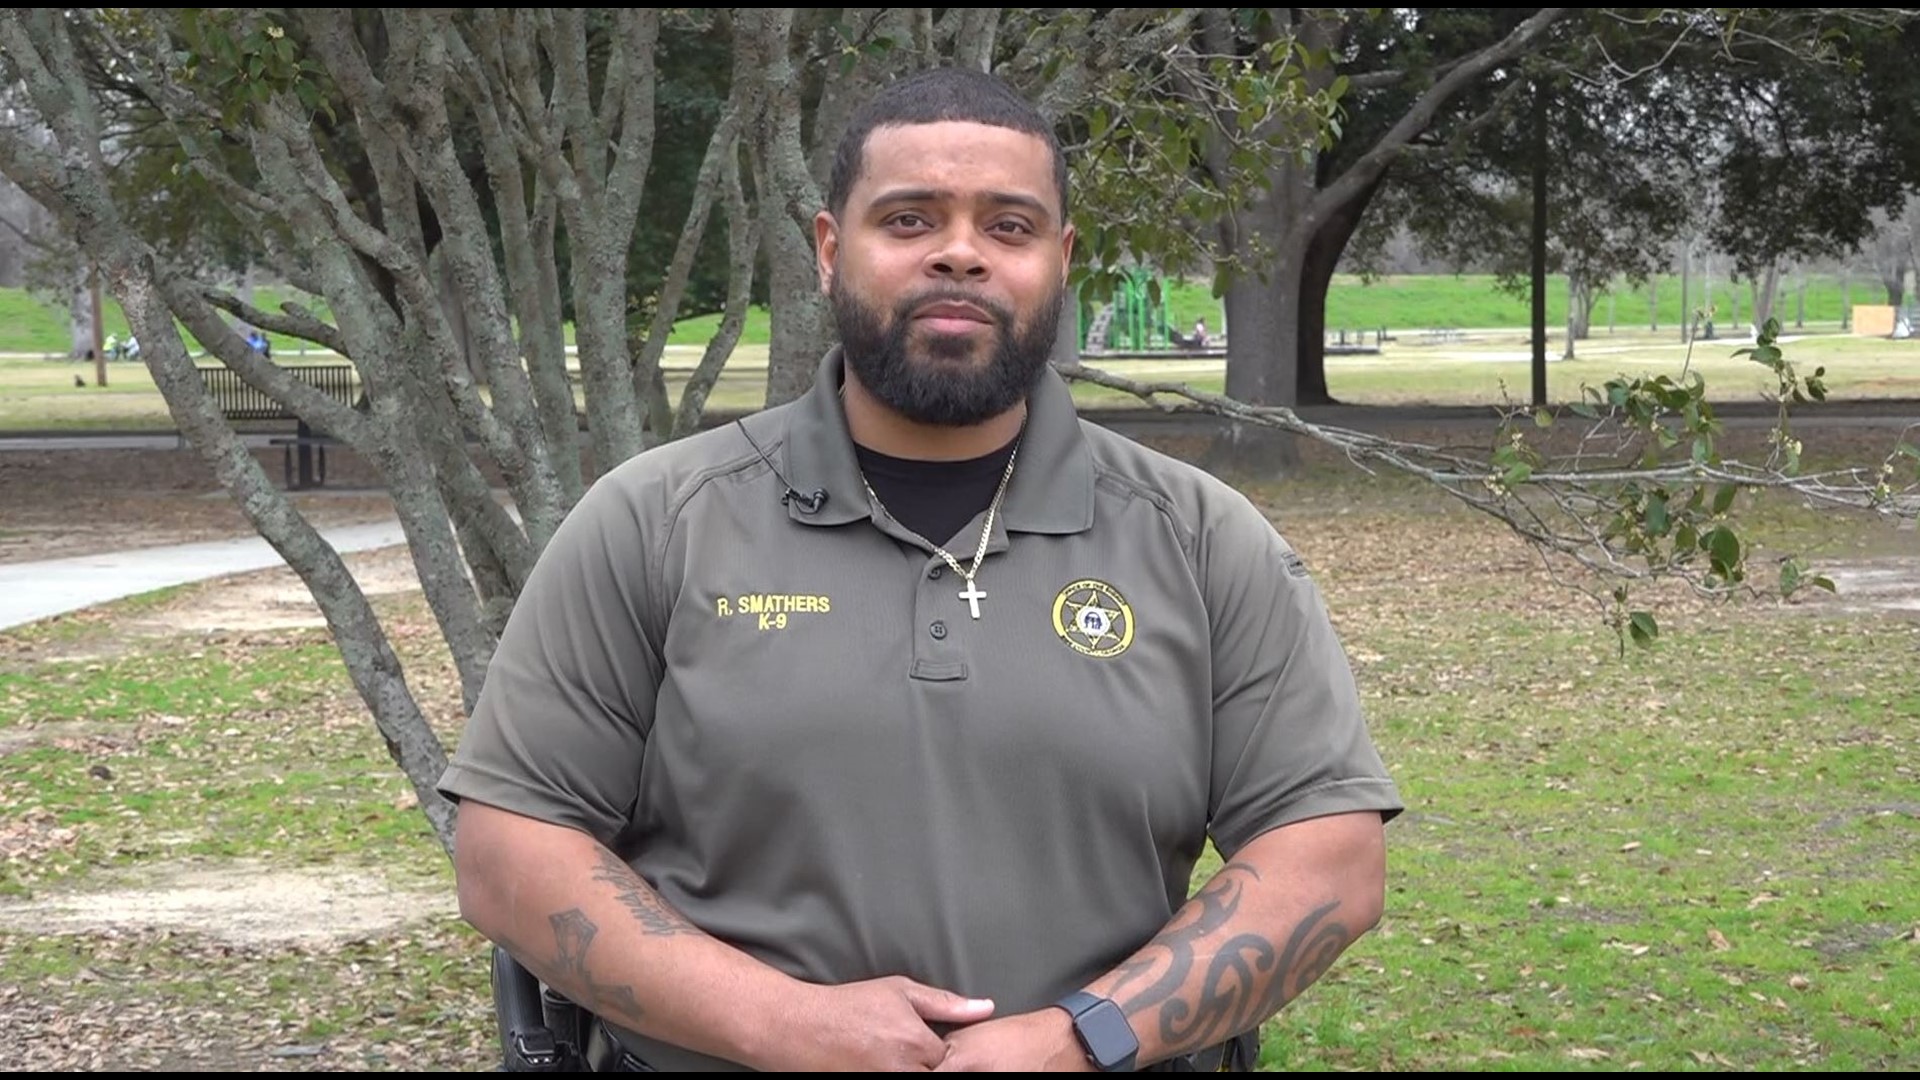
[583,1018,656,1073]
[582,1018,1254,1073]
[1146,1030,1261,1072]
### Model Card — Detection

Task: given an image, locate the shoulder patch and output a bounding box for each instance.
[1282,551,1310,579]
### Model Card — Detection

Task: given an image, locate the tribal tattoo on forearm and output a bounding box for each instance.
[1106,865,1353,1055]
[545,850,706,1025]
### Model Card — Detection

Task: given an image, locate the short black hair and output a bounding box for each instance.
[826,67,1068,222]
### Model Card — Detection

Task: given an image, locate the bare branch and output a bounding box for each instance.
[199,286,350,356]
[629,90,747,404]
[1053,359,1919,608]
[1309,9,1567,227]
[674,149,759,439]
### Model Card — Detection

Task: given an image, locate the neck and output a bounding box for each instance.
[840,367,1028,461]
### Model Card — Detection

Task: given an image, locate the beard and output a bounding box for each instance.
[830,272,1063,428]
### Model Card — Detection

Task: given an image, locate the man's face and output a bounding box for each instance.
[816,121,1075,427]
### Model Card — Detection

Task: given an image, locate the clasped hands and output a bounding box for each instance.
[779,975,1095,1072]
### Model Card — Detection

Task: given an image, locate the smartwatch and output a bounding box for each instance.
[1055,990,1139,1072]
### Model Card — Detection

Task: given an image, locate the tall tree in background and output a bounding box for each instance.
[1693,13,1915,334]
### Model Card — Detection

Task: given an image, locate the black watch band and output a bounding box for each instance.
[1055,990,1139,1072]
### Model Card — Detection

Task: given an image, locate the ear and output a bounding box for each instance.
[1059,224,1076,289]
[815,210,839,295]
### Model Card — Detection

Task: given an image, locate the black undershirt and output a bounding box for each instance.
[855,433,1021,550]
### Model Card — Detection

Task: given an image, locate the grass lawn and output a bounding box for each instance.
[0,455,1913,1070]
[5,272,1887,358]
[7,329,1919,434]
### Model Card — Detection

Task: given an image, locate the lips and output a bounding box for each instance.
[913,301,993,324]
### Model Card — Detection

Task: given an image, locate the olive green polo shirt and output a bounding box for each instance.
[437,347,1403,1070]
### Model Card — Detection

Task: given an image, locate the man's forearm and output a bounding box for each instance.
[1081,813,1387,1068]
[456,806,794,1068]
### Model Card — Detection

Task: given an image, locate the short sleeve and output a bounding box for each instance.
[1201,490,1403,859]
[435,469,665,845]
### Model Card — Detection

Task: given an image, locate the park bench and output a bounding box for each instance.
[1326,326,1389,355]
[194,362,363,490]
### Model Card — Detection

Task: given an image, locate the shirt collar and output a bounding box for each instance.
[782,346,1095,535]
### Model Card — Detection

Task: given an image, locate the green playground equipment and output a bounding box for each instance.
[1111,266,1168,351]
[1078,267,1174,352]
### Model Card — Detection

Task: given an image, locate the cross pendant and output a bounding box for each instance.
[958,579,986,619]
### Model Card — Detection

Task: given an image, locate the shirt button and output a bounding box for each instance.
[928,565,944,580]
[929,620,948,640]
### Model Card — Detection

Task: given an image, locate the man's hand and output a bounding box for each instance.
[769,975,995,1072]
[934,1008,1092,1072]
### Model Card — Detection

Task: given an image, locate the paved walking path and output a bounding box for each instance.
[0,521,407,633]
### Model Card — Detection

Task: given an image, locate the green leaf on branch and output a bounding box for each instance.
[1628,611,1658,647]
[1712,483,1739,516]
[1534,407,1553,429]
[1705,526,1741,578]
[1644,493,1669,537]
[1504,462,1533,487]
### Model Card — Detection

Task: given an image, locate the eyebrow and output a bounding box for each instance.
[868,187,1054,224]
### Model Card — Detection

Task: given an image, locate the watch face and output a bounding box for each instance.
[1078,999,1138,1070]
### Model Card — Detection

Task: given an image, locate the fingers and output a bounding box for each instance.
[896,978,995,1024]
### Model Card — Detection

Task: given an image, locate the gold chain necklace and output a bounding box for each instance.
[861,440,1022,620]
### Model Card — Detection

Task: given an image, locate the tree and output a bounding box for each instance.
[0,8,785,852]
[1860,195,1918,309]
[1690,14,1916,334]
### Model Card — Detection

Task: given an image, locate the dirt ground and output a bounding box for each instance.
[0,445,398,565]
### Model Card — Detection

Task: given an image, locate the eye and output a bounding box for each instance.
[886,212,931,230]
[991,220,1033,235]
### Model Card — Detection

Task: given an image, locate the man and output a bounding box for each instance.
[439,67,1402,1072]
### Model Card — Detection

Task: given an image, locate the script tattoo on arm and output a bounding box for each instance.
[1106,865,1354,1056]
[590,847,703,937]
[544,850,708,1025]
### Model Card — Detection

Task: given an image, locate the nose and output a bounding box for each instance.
[926,225,988,283]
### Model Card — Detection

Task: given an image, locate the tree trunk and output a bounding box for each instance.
[1531,81,1550,393]
[1293,175,1384,406]
[433,247,481,387]
[1211,200,1299,476]
[673,156,761,438]
[1884,270,1906,310]
[70,261,95,358]
[1749,262,1780,334]
[1679,243,1691,341]
[745,8,832,407]
[1562,276,1600,361]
